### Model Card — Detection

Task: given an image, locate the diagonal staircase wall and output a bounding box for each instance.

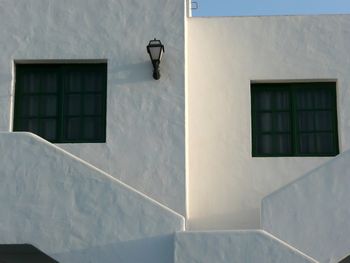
[262,150,350,263]
[0,132,184,263]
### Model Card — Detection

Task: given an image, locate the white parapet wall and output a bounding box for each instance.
[0,132,184,263]
[174,230,318,263]
[0,0,186,215]
[187,14,350,230]
[262,149,350,263]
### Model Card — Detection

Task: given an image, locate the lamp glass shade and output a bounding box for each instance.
[147,39,164,62]
[149,46,162,61]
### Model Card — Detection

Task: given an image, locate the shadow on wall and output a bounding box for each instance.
[109,62,154,85]
[52,235,174,263]
[187,208,259,230]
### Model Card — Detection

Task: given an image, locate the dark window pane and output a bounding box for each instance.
[42,119,57,141]
[82,117,104,140]
[275,91,289,110]
[298,111,314,131]
[83,117,103,140]
[96,118,104,139]
[66,72,82,92]
[67,94,81,115]
[42,96,57,117]
[275,112,290,132]
[314,89,332,109]
[27,119,40,135]
[296,90,314,109]
[17,98,27,116]
[83,94,102,115]
[257,134,273,154]
[256,91,273,110]
[84,73,103,92]
[16,119,28,131]
[83,117,95,139]
[257,113,273,132]
[315,111,333,131]
[299,133,316,154]
[42,73,58,93]
[21,73,40,93]
[275,134,291,154]
[66,118,81,140]
[316,133,334,154]
[22,96,40,117]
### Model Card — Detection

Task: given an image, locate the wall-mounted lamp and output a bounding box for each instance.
[147,38,165,80]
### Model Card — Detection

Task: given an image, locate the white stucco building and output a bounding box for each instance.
[1,0,350,262]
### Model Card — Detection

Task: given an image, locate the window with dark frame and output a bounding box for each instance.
[251,82,339,157]
[13,63,107,143]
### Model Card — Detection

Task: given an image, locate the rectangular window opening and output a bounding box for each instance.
[251,82,339,157]
[13,63,107,143]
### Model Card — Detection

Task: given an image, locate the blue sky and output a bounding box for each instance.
[192,0,350,16]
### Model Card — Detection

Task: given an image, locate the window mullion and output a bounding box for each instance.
[251,89,258,156]
[80,91,85,141]
[291,86,298,155]
[312,89,317,153]
[58,66,65,142]
[271,91,276,154]
[102,67,107,141]
[38,73,44,138]
[13,69,20,132]
[332,87,339,155]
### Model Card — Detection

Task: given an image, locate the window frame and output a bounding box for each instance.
[13,63,107,143]
[251,82,339,157]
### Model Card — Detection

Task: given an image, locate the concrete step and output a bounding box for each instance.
[174,230,317,263]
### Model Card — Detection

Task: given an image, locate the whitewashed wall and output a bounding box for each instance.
[262,149,350,263]
[0,0,186,214]
[187,15,350,229]
[0,132,184,263]
[175,231,317,263]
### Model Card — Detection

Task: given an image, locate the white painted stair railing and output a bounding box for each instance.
[0,132,184,263]
[262,150,350,263]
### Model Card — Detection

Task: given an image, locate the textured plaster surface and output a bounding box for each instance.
[0,132,184,263]
[262,149,350,263]
[187,15,350,229]
[0,0,186,214]
[174,231,318,263]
